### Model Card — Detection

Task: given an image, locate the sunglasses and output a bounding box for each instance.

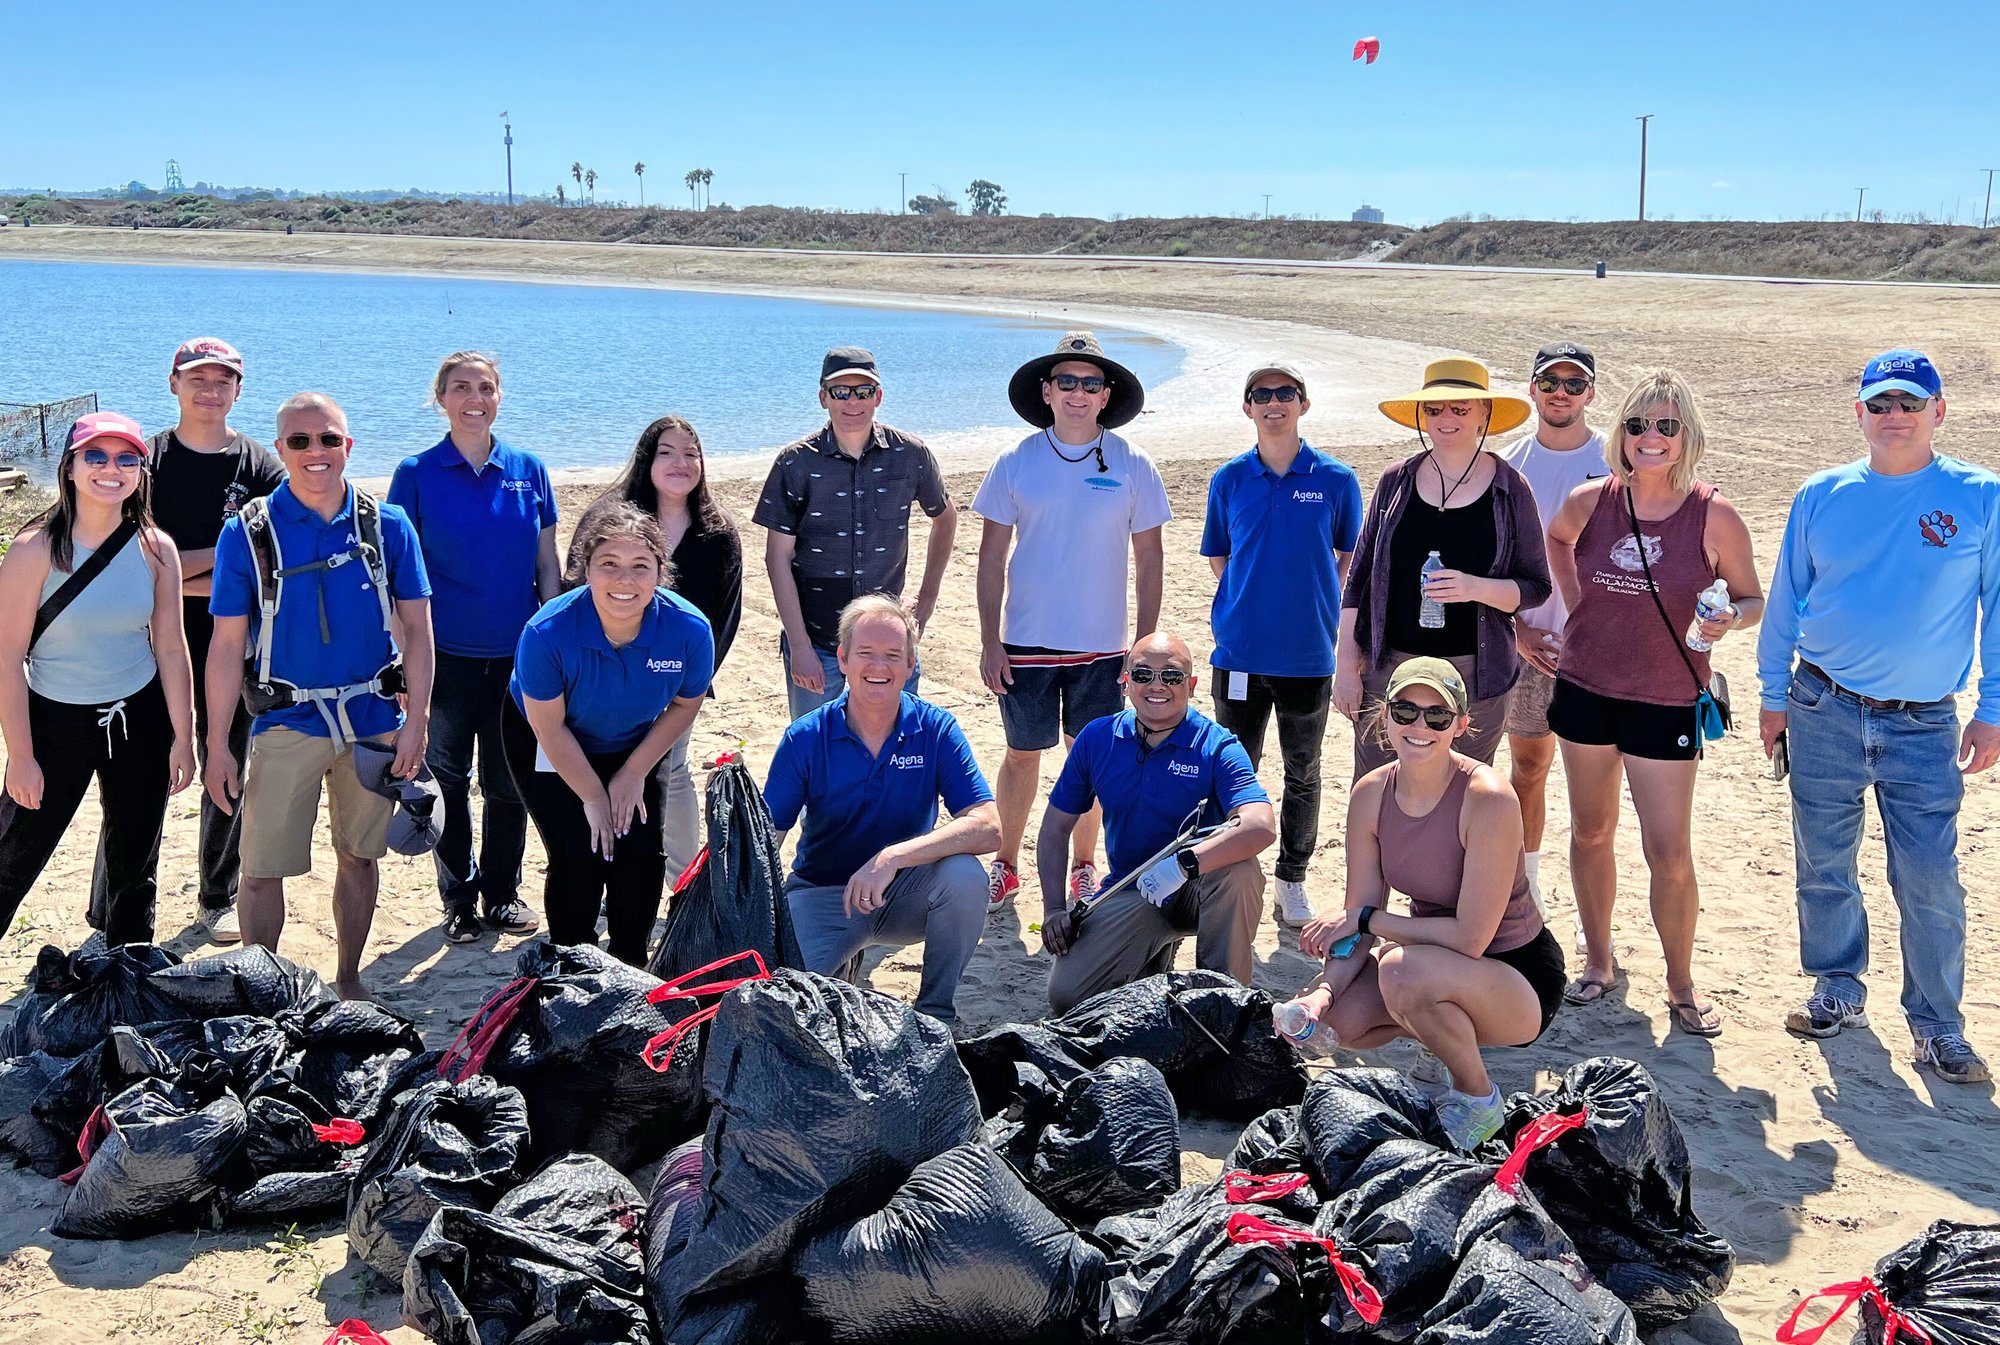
[79,447,146,470]
[1622,417,1683,438]
[1048,373,1109,394]
[1386,698,1459,730]
[1535,375,1593,396]
[1246,386,1304,405]
[1126,666,1188,687]
[825,384,879,401]
[1421,402,1479,418]
[1864,395,1930,415]
[282,431,349,451]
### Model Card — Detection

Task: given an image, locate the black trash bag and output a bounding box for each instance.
[1825,1219,2000,1345]
[1302,1068,1449,1193]
[494,1152,647,1265]
[643,1140,802,1343]
[956,1024,1094,1118]
[1230,1107,1313,1178]
[661,970,982,1316]
[1047,970,1307,1121]
[647,758,803,982]
[0,1052,74,1175]
[797,1140,1108,1344]
[1496,1057,1733,1326]
[146,945,332,1022]
[30,1024,194,1149]
[1410,1231,1639,1345]
[51,1078,248,1238]
[345,1075,530,1284]
[276,998,424,1125]
[201,1016,292,1091]
[403,1203,655,1345]
[457,941,700,1171]
[1029,1057,1180,1223]
[1096,1183,1332,1344]
[227,1166,358,1225]
[5,944,182,1057]
[644,1138,705,1278]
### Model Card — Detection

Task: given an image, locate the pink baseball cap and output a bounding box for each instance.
[172,337,244,376]
[69,412,150,458]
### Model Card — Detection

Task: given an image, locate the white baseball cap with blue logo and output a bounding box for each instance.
[1859,349,1942,401]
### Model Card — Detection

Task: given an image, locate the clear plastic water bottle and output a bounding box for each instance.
[1419,551,1447,630]
[1686,579,1732,652]
[1275,1001,1319,1043]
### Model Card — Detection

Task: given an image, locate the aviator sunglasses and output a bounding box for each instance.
[1386,699,1458,730]
[1535,375,1592,395]
[1622,416,1683,438]
[1126,665,1188,687]
[1864,395,1930,415]
[825,384,880,401]
[78,447,146,470]
[1247,386,1304,405]
[282,431,349,451]
[1047,373,1109,394]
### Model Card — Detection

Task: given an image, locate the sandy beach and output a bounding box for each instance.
[0,227,1996,1344]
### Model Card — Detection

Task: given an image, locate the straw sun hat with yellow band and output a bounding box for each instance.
[1378,357,1533,436]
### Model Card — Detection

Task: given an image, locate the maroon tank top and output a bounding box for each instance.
[1376,759,1539,954]
[1559,481,1717,706]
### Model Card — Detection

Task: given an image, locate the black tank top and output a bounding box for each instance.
[1387,486,1498,657]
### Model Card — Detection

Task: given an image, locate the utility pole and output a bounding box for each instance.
[1856,187,1867,222]
[501,112,514,206]
[1635,114,1653,221]
[899,172,907,214]
[1984,169,1995,230]
[1262,193,1272,219]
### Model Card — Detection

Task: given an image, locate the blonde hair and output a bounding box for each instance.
[837,594,919,661]
[1604,370,1707,492]
[431,351,502,407]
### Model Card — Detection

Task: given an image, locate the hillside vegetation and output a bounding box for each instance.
[7,194,2000,282]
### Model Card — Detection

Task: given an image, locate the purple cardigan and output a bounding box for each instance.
[1342,452,1552,700]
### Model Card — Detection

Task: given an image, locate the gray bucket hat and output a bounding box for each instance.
[351,742,444,856]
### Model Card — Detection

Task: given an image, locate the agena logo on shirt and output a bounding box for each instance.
[1167,760,1201,778]
[502,480,536,494]
[646,658,684,673]
[1292,489,1325,503]
[889,752,925,769]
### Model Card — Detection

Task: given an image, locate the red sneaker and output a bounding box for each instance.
[988,859,1020,905]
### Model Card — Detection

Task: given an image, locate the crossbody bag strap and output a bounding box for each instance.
[30,519,141,651]
[1623,487,1709,702]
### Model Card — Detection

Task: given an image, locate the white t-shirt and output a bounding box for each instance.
[1497,427,1610,633]
[972,428,1173,651]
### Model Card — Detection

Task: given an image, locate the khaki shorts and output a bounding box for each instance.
[239,728,395,878]
[1505,663,1558,738]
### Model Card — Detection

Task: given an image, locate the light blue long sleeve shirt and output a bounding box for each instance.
[1757,454,2000,723]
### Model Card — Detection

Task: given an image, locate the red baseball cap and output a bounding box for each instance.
[69,412,150,458]
[172,337,244,377]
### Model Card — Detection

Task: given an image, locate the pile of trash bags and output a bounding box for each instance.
[1780,1220,2000,1345]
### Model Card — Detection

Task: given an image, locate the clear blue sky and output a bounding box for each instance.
[10,1,1999,226]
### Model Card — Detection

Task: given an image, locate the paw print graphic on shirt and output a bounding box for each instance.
[1919,510,1958,549]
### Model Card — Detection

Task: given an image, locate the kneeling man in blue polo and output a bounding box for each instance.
[763,595,999,1024]
[1039,631,1277,1015]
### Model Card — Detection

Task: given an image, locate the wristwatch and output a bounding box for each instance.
[1357,905,1377,935]
[1176,847,1202,881]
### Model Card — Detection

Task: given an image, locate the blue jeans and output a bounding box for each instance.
[780,633,921,721]
[783,853,986,1023]
[1787,664,1967,1036]
[428,651,528,915]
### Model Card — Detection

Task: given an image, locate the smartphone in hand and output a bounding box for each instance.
[1770,730,1790,782]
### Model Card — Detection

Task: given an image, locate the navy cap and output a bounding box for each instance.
[1859,349,1941,401]
[820,346,882,386]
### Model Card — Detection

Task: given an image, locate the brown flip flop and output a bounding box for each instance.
[1667,997,1723,1038]
[1562,976,1616,1006]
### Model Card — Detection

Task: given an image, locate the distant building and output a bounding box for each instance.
[1351,204,1385,224]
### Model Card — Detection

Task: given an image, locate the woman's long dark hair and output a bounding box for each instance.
[29,433,159,573]
[601,415,732,535]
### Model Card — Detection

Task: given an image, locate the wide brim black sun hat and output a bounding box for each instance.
[1007,330,1146,430]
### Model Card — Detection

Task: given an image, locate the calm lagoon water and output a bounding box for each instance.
[0,259,1181,478]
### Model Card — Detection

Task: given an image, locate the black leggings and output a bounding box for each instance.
[500,698,665,964]
[0,677,173,947]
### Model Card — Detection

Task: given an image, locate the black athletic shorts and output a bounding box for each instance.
[1548,677,1701,762]
[1485,926,1567,1042]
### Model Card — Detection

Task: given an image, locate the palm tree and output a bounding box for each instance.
[634,161,646,206]
[571,161,583,203]
[685,169,698,209]
[556,183,566,207]
[585,168,597,204]
[700,167,713,209]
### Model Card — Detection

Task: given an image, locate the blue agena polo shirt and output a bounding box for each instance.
[510,586,715,754]
[764,691,993,889]
[1201,441,1364,678]
[1049,707,1268,889]
[210,482,432,740]
[388,436,557,659]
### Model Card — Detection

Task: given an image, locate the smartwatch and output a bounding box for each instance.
[1357,904,1377,935]
[1176,847,1202,881]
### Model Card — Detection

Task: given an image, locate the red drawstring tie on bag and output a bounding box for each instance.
[437,975,542,1083]
[1224,1210,1385,1326]
[323,1321,394,1345]
[671,844,711,896]
[1223,1170,1314,1205]
[57,1104,112,1185]
[313,1118,366,1146]
[1495,1108,1589,1196]
[642,950,772,1073]
[1776,1277,1933,1345]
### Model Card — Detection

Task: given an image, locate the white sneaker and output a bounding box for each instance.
[1274,880,1314,928]
[197,904,242,945]
[1407,1046,1452,1098]
[1573,920,1590,956]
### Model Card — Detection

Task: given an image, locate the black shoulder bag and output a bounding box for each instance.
[30,519,142,651]
[1623,488,1730,744]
